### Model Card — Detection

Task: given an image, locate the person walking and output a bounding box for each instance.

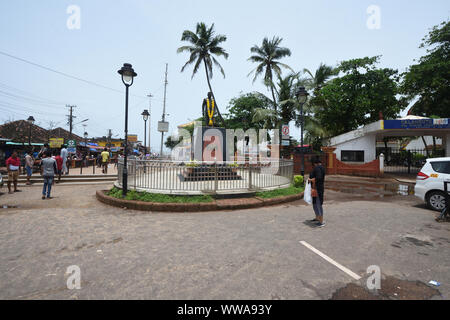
[308,158,326,227]
[54,152,63,182]
[60,145,69,175]
[25,151,34,185]
[101,148,110,174]
[6,151,21,194]
[40,150,57,199]
[38,143,49,159]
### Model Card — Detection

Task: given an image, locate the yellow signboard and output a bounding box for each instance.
[49,138,64,148]
[128,135,138,142]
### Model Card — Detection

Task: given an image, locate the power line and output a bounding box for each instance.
[0,91,65,109]
[0,50,147,100]
[0,81,66,105]
[0,101,66,117]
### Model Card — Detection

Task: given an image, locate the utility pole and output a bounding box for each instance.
[107,129,112,149]
[147,93,153,155]
[160,64,168,157]
[66,105,77,140]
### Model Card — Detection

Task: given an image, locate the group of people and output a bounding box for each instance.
[4,145,112,199]
[5,144,70,198]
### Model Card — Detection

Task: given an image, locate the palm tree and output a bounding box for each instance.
[248,37,293,112]
[302,63,337,92]
[177,22,229,101]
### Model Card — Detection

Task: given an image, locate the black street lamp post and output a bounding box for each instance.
[27,116,35,147]
[295,87,309,183]
[141,109,150,155]
[118,63,137,197]
[84,131,89,159]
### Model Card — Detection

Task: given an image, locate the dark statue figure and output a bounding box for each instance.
[202,92,225,128]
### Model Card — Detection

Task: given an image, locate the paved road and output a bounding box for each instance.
[0,182,449,299]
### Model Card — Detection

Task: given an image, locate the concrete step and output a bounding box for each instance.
[10,181,115,187]
[2,176,116,183]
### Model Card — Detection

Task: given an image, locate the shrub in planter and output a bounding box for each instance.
[294,175,304,188]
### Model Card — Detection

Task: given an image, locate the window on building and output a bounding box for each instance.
[341,150,365,162]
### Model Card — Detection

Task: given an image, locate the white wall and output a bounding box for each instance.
[333,133,377,163]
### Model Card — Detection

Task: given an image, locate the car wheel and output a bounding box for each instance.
[426,191,447,211]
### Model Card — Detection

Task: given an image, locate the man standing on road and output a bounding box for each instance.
[60,145,68,175]
[40,150,57,200]
[54,152,63,182]
[308,158,326,227]
[25,151,34,185]
[101,148,110,174]
[6,151,21,194]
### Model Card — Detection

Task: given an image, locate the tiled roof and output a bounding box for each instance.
[0,120,83,143]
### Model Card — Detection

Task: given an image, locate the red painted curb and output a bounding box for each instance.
[96,190,304,213]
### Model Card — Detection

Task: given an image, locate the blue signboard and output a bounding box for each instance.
[383,118,450,130]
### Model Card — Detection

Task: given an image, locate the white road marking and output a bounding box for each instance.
[299,241,361,280]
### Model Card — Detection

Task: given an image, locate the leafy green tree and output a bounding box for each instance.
[165,135,182,150]
[177,22,229,101]
[401,21,450,117]
[316,56,405,137]
[248,37,293,112]
[224,93,272,131]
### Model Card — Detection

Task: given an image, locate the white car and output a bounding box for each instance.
[415,157,450,211]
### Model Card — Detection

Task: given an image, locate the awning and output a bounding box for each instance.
[6,142,44,146]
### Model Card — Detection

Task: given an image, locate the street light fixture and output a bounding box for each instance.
[27,116,35,146]
[118,63,137,197]
[295,86,309,182]
[141,109,150,156]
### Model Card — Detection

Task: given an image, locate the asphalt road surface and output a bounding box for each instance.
[0,181,448,300]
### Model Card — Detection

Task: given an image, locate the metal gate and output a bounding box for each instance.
[376,148,445,175]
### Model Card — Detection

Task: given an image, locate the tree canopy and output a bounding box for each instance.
[315,56,405,137]
[401,21,450,117]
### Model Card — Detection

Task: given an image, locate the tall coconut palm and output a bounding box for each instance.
[302,63,337,92]
[177,22,229,101]
[248,37,293,112]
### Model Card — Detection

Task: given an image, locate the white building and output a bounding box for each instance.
[329,117,450,163]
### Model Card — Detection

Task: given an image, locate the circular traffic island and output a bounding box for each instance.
[96,186,304,212]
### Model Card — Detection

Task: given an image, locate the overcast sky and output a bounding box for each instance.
[0,0,448,152]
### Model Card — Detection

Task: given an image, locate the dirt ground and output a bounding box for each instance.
[0,177,448,300]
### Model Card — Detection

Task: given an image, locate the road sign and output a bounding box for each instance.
[282,125,290,139]
[158,121,169,133]
[67,140,76,148]
[281,140,290,146]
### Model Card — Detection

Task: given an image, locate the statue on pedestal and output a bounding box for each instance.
[202,92,225,128]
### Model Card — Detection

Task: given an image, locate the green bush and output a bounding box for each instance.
[293,175,304,188]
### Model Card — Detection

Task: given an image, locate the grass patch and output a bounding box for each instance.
[255,185,304,199]
[107,187,214,203]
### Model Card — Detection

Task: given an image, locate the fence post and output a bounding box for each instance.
[214,162,218,192]
[407,150,412,174]
[379,153,384,176]
[134,158,137,190]
[248,165,253,190]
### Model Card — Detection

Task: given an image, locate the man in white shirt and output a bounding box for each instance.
[60,145,69,175]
